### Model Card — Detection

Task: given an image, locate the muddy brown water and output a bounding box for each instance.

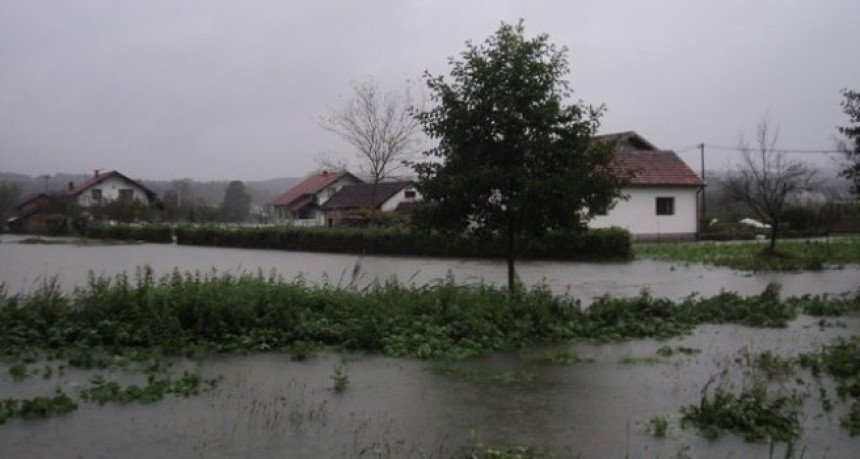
[0,235,858,457]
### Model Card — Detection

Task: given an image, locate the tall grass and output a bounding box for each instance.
[0,269,857,360]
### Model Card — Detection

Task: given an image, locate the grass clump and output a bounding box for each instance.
[0,391,77,424]
[680,383,803,442]
[79,371,220,405]
[648,415,669,438]
[330,366,349,394]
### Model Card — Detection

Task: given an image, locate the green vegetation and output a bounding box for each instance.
[656,345,701,358]
[635,237,860,271]
[330,365,349,393]
[430,362,539,386]
[1,270,857,362]
[798,336,860,435]
[85,223,632,261]
[0,391,77,424]
[79,371,219,405]
[680,383,803,442]
[648,415,669,438]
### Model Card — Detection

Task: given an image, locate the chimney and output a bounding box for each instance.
[94,169,100,177]
[68,181,74,191]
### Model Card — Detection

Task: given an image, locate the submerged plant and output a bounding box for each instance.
[330,366,349,393]
[648,415,669,438]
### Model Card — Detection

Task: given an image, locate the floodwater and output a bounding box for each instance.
[1,235,859,457]
[1,234,858,302]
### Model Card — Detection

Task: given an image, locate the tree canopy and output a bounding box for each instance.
[219,180,251,223]
[838,89,860,197]
[412,21,625,293]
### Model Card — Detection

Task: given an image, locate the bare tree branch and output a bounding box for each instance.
[721,118,818,249]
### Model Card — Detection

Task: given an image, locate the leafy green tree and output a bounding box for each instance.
[219,180,251,223]
[838,89,860,197]
[412,21,625,294]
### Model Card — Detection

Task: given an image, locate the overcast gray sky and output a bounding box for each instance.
[2,0,858,181]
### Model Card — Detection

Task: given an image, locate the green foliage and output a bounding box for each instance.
[648,415,669,438]
[94,223,631,261]
[0,391,77,424]
[413,21,625,293]
[219,180,251,223]
[680,383,803,442]
[656,346,701,358]
[79,371,219,405]
[330,365,349,393]
[0,270,855,363]
[8,362,28,381]
[838,88,860,196]
[636,237,860,271]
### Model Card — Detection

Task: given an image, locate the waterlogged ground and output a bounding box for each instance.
[1,235,858,302]
[1,316,858,458]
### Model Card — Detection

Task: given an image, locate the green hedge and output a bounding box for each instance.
[85,224,631,260]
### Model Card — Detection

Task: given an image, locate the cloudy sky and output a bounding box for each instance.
[1,0,858,181]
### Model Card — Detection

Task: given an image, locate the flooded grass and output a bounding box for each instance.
[635,237,860,271]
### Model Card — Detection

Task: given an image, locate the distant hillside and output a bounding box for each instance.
[0,171,303,206]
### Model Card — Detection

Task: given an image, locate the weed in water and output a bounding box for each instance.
[619,355,663,365]
[519,349,593,365]
[680,383,803,442]
[8,362,28,381]
[0,391,77,424]
[331,366,349,393]
[648,415,669,438]
[656,346,701,358]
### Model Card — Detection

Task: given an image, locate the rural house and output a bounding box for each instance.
[322,181,420,227]
[590,132,705,240]
[67,170,160,208]
[9,170,160,234]
[270,170,362,226]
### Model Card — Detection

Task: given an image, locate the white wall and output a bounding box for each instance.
[591,186,699,238]
[380,186,422,211]
[75,176,151,207]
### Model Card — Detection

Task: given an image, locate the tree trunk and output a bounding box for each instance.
[506,219,516,297]
[769,222,778,250]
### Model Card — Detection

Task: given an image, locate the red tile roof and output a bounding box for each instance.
[613,149,704,187]
[270,171,360,207]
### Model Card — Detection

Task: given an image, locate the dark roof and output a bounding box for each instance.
[322,181,413,210]
[595,131,659,151]
[15,193,49,210]
[613,149,704,187]
[67,170,158,200]
[270,171,360,207]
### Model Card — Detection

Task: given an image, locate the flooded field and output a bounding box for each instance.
[1,235,858,457]
[1,317,858,458]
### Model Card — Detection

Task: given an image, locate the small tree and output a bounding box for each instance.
[219,180,251,223]
[321,77,423,194]
[721,119,817,249]
[413,21,625,294]
[838,89,860,197]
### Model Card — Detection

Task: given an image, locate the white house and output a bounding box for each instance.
[269,170,362,226]
[67,170,159,208]
[590,132,705,241]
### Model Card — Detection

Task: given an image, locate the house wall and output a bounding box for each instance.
[380,186,422,211]
[75,176,150,207]
[591,186,699,240]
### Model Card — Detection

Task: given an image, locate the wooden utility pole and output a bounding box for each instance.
[699,143,706,217]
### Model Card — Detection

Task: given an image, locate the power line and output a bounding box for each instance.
[698,144,844,155]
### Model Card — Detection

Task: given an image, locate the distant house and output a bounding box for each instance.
[66,170,160,208]
[322,181,421,227]
[591,132,705,241]
[9,170,160,234]
[270,170,362,226]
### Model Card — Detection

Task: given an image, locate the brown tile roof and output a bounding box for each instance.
[613,149,704,187]
[322,181,413,210]
[270,171,360,207]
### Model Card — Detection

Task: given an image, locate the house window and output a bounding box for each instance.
[656,197,675,216]
[404,189,416,199]
[119,189,134,201]
[91,189,102,201]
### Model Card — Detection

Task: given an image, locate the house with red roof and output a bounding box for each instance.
[591,132,705,240]
[269,170,362,225]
